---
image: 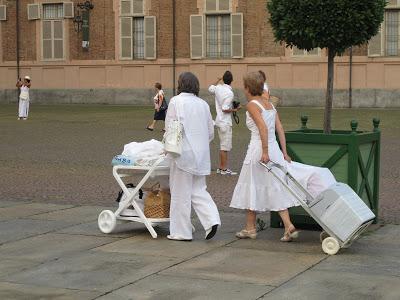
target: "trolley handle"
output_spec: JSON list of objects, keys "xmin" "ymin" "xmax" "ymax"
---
[{"xmin": 259, "ymin": 160, "xmax": 314, "ymax": 206}]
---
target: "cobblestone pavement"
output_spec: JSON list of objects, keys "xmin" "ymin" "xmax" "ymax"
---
[{"xmin": 0, "ymin": 104, "xmax": 399, "ymax": 224}]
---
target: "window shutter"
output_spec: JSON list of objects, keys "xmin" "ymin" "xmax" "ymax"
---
[
  {"xmin": 53, "ymin": 20, "xmax": 64, "ymax": 59},
  {"xmin": 218, "ymin": 0, "xmax": 230, "ymax": 11},
  {"xmin": 42, "ymin": 21, "xmax": 52, "ymax": 59},
  {"xmin": 368, "ymin": 26, "xmax": 383, "ymax": 56},
  {"xmin": 132, "ymin": 0, "xmax": 144, "ymax": 15},
  {"xmin": 231, "ymin": 13, "xmax": 243, "ymax": 58},
  {"xmin": 0, "ymin": 5, "xmax": 6, "ymax": 21},
  {"xmin": 28, "ymin": 3, "xmax": 41, "ymax": 20},
  {"xmin": 144, "ymin": 16, "xmax": 156, "ymax": 59},
  {"xmin": 63, "ymin": 2, "xmax": 74, "ymax": 18},
  {"xmin": 205, "ymin": 0, "xmax": 217, "ymax": 12},
  {"xmin": 190, "ymin": 15, "xmax": 204, "ymax": 59},
  {"xmin": 120, "ymin": 17, "xmax": 133, "ymax": 59},
  {"xmin": 120, "ymin": 0, "xmax": 131, "ymax": 15}
]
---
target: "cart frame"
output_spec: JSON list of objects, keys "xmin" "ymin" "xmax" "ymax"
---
[{"xmin": 98, "ymin": 156, "xmax": 170, "ymax": 238}]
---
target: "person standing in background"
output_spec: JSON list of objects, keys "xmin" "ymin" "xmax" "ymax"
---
[
  {"xmin": 147, "ymin": 82, "xmax": 167, "ymax": 131},
  {"xmin": 208, "ymin": 71, "xmax": 240, "ymax": 175},
  {"xmin": 16, "ymin": 76, "xmax": 32, "ymax": 120}
]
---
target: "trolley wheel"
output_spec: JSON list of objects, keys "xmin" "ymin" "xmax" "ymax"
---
[
  {"xmin": 319, "ymin": 231, "xmax": 330, "ymax": 242},
  {"xmin": 98, "ymin": 210, "xmax": 117, "ymax": 234},
  {"xmin": 322, "ymin": 237, "xmax": 340, "ymax": 255}
]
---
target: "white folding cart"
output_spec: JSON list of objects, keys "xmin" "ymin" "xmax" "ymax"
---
[
  {"xmin": 261, "ymin": 161, "xmax": 375, "ymax": 255},
  {"xmin": 98, "ymin": 156, "xmax": 170, "ymax": 238}
]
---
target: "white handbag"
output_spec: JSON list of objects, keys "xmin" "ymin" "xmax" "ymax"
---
[{"xmin": 163, "ymin": 98, "xmax": 183, "ymax": 156}]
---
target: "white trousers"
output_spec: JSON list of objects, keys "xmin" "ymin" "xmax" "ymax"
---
[
  {"xmin": 18, "ymin": 99, "xmax": 29, "ymax": 118},
  {"xmin": 169, "ymin": 163, "xmax": 221, "ymax": 240}
]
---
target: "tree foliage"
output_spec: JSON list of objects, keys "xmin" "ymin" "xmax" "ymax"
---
[{"xmin": 267, "ymin": 0, "xmax": 386, "ymax": 55}]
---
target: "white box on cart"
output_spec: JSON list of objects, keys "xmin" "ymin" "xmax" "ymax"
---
[{"xmin": 310, "ymin": 183, "xmax": 375, "ymax": 242}]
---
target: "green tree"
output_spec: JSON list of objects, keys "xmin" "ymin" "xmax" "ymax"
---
[{"xmin": 267, "ymin": 0, "xmax": 386, "ymax": 133}]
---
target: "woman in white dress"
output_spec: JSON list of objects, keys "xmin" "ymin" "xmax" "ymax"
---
[
  {"xmin": 230, "ymin": 72, "xmax": 335, "ymax": 242},
  {"xmin": 165, "ymin": 72, "xmax": 221, "ymax": 241},
  {"xmin": 16, "ymin": 76, "xmax": 32, "ymax": 120}
]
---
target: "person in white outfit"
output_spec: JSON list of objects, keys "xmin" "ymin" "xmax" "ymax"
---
[
  {"xmin": 165, "ymin": 72, "xmax": 221, "ymax": 241},
  {"xmin": 16, "ymin": 76, "xmax": 31, "ymax": 120},
  {"xmin": 208, "ymin": 71, "xmax": 240, "ymax": 175},
  {"xmin": 230, "ymin": 72, "xmax": 336, "ymax": 242}
]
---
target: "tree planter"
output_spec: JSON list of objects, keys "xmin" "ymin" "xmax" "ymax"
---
[{"xmin": 271, "ymin": 117, "xmax": 381, "ymax": 228}]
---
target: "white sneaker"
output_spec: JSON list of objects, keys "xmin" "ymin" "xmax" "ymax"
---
[
  {"xmin": 220, "ymin": 169, "xmax": 237, "ymax": 176},
  {"xmin": 216, "ymin": 168, "xmax": 222, "ymax": 174}
]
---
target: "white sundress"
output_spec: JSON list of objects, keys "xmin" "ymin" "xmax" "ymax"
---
[{"xmin": 230, "ymin": 100, "xmax": 336, "ymax": 212}]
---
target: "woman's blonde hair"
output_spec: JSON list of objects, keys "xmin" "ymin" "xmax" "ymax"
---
[{"xmin": 243, "ymin": 72, "xmax": 264, "ymax": 96}]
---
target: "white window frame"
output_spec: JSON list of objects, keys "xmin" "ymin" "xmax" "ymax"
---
[
  {"xmin": 205, "ymin": 13, "xmax": 232, "ymax": 59},
  {"xmin": 291, "ymin": 47, "xmax": 321, "ymax": 57},
  {"xmin": 204, "ymin": 0, "xmax": 231, "ymax": 14},
  {"xmin": 41, "ymin": 3, "xmax": 65, "ymax": 61},
  {"xmin": 368, "ymin": 1, "xmax": 400, "ymax": 57},
  {"xmin": 120, "ymin": 0, "xmax": 145, "ymax": 16}
]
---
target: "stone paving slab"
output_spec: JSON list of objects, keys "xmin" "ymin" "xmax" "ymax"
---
[
  {"xmin": 0, "ymin": 282, "xmax": 101, "ymax": 300},
  {"xmin": 56, "ymin": 220, "xmax": 145, "ymax": 238},
  {"xmin": 29, "ymin": 205, "xmax": 112, "ymax": 224},
  {"xmin": 0, "ymin": 200, "xmax": 32, "ymax": 208},
  {"xmin": 94, "ymin": 232, "xmax": 237, "ymax": 260},
  {"xmin": 5, "ymin": 251, "xmax": 178, "ymax": 293},
  {"xmin": 0, "ymin": 258, "xmax": 41, "ymax": 279},
  {"xmin": 0, "ymin": 233, "xmax": 118, "ymax": 262},
  {"xmin": 228, "ymin": 228, "xmax": 322, "ymax": 254},
  {"xmin": 160, "ymin": 247, "xmax": 326, "ymax": 286},
  {"xmin": 0, "ymin": 203, "xmax": 74, "ymax": 221},
  {"xmin": 260, "ymin": 270, "xmax": 400, "ymax": 300},
  {"xmin": 0, "ymin": 218, "xmax": 74, "ymax": 245},
  {"xmin": 97, "ymin": 274, "xmax": 273, "ymax": 300}
]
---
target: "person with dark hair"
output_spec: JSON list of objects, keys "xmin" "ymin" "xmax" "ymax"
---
[
  {"xmin": 208, "ymin": 70, "xmax": 240, "ymax": 176},
  {"xmin": 230, "ymin": 72, "xmax": 335, "ymax": 242},
  {"xmin": 147, "ymin": 82, "xmax": 167, "ymax": 131},
  {"xmin": 165, "ymin": 72, "xmax": 220, "ymax": 241},
  {"xmin": 16, "ymin": 76, "xmax": 32, "ymax": 120}
]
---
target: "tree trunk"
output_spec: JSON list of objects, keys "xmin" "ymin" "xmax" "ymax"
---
[{"xmin": 324, "ymin": 48, "xmax": 335, "ymax": 134}]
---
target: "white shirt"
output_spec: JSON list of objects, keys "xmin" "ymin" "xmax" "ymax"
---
[
  {"xmin": 165, "ymin": 93, "xmax": 214, "ymax": 176},
  {"xmin": 208, "ymin": 84, "xmax": 234, "ymax": 127}
]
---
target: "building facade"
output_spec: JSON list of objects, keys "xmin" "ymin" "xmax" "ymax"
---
[{"xmin": 0, "ymin": 0, "xmax": 399, "ymax": 107}]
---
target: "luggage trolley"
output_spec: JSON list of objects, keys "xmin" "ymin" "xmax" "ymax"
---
[
  {"xmin": 260, "ymin": 161, "xmax": 375, "ymax": 255},
  {"xmin": 98, "ymin": 156, "xmax": 169, "ymax": 238}
]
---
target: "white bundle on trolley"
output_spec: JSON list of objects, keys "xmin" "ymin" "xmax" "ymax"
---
[
  {"xmin": 261, "ymin": 161, "xmax": 375, "ymax": 255},
  {"xmin": 98, "ymin": 140, "xmax": 170, "ymax": 238}
]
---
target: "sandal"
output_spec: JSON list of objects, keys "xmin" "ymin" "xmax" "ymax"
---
[
  {"xmin": 280, "ymin": 226, "xmax": 300, "ymax": 242},
  {"xmin": 146, "ymin": 127, "xmax": 154, "ymax": 131},
  {"xmin": 236, "ymin": 229, "xmax": 257, "ymax": 239}
]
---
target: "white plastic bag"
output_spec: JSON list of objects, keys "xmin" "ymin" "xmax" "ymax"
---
[{"xmin": 163, "ymin": 98, "xmax": 183, "ymax": 156}]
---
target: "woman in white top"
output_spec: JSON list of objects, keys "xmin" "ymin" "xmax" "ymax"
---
[
  {"xmin": 16, "ymin": 76, "xmax": 32, "ymax": 120},
  {"xmin": 147, "ymin": 82, "xmax": 167, "ymax": 131},
  {"xmin": 165, "ymin": 72, "xmax": 221, "ymax": 241},
  {"xmin": 230, "ymin": 72, "xmax": 336, "ymax": 242}
]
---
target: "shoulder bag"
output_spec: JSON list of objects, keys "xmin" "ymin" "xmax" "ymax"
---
[{"xmin": 163, "ymin": 97, "xmax": 183, "ymax": 156}]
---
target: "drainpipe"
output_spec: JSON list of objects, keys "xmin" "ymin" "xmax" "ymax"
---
[
  {"xmin": 349, "ymin": 46, "xmax": 353, "ymax": 108},
  {"xmin": 16, "ymin": 0, "xmax": 21, "ymax": 100},
  {"xmin": 172, "ymin": 0, "xmax": 176, "ymax": 95}
]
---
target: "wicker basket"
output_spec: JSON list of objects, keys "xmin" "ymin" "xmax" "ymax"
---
[{"xmin": 144, "ymin": 189, "xmax": 170, "ymax": 218}]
